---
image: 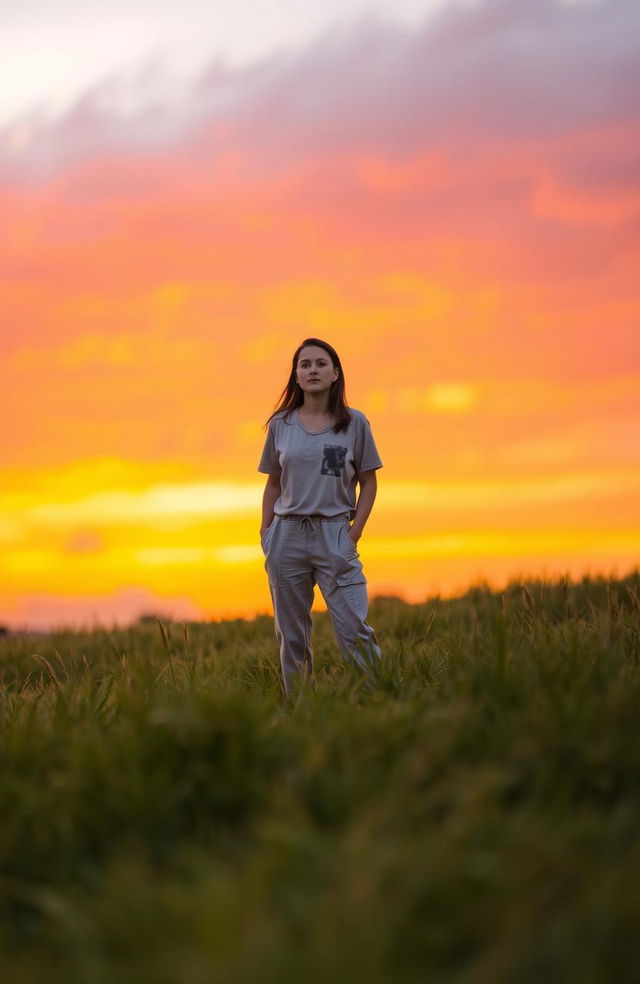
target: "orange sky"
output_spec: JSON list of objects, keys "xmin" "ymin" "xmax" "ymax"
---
[{"xmin": 2, "ymin": 0, "xmax": 639, "ymax": 630}]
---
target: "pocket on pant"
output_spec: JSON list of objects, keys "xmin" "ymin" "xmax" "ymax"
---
[
  {"xmin": 336, "ymin": 567, "xmax": 367, "ymax": 587},
  {"xmin": 335, "ymin": 525, "xmax": 366, "ymax": 586},
  {"xmin": 262, "ymin": 518, "xmax": 281, "ymax": 584},
  {"xmin": 260, "ymin": 518, "xmax": 277, "ymax": 554},
  {"xmin": 338, "ymin": 524, "xmax": 358, "ymax": 557}
]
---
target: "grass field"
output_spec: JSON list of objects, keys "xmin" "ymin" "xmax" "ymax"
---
[{"xmin": 1, "ymin": 572, "xmax": 639, "ymax": 983}]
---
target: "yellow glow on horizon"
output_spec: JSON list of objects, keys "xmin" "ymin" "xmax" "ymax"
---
[
  {"xmin": 24, "ymin": 483, "xmax": 265, "ymax": 526},
  {"xmin": 2, "ymin": 467, "xmax": 638, "ymax": 548},
  {"xmin": 2, "ymin": 526, "xmax": 638, "ymax": 630}
]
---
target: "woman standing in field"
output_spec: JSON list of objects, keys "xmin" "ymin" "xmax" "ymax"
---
[{"xmin": 258, "ymin": 338, "xmax": 383, "ymax": 695}]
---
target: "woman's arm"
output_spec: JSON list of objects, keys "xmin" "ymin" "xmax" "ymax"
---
[
  {"xmin": 260, "ymin": 473, "xmax": 281, "ymax": 536},
  {"xmin": 349, "ymin": 470, "xmax": 378, "ymax": 544}
]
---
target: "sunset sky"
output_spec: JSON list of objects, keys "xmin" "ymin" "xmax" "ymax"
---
[{"xmin": 2, "ymin": 0, "xmax": 639, "ymax": 631}]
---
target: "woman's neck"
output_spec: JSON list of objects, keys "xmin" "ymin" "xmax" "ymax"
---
[{"xmin": 300, "ymin": 393, "xmax": 332, "ymax": 416}]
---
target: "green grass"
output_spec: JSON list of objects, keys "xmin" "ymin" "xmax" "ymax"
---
[{"xmin": 1, "ymin": 572, "xmax": 639, "ymax": 983}]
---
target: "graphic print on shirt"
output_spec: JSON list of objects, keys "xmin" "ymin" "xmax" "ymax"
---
[{"xmin": 321, "ymin": 445, "xmax": 348, "ymax": 477}]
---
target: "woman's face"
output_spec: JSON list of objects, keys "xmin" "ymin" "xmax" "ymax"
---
[{"xmin": 296, "ymin": 345, "xmax": 339, "ymax": 395}]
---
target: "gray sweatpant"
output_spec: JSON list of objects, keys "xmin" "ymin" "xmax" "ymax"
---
[{"xmin": 261, "ymin": 514, "xmax": 382, "ymax": 694}]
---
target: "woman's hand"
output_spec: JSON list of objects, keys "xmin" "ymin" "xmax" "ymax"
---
[
  {"xmin": 348, "ymin": 471, "xmax": 377, "ymax": 547},
  {"xmin": 261, "ymin": 474, "xmax": 280, "ymax": 539}
]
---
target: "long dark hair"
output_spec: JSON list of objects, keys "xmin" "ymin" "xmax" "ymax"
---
[{"xmin": 266, "ymin": 338, "xmax": 352, "ymax": 433}]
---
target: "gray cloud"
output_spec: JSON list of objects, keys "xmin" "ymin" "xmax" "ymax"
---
[{"xmin": 1, "ymin": 0, "xmax": 638, "ymax": 181}]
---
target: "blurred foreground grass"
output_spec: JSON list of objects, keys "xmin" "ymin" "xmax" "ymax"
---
[{"xmin": 1, "ymin": 572, "xmax": 639, "ymax": 983}]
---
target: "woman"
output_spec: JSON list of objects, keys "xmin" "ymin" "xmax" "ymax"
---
[{"xmin": 258, "ymin": 337, "xmax": 383, "ymax": 694}]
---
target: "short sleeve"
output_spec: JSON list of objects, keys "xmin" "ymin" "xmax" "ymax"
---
[
  {"xmin": 355, "ymin": 415, "xmax": 383, "ymax": 473},
  {"xmin": 258, "ymin": 424, "xmax": 281, "ymax": 474}
]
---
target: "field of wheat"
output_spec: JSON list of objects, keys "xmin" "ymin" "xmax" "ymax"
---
[{"xmin": 1, "ymin": 572, "xmax": 639, "ymax": 983}]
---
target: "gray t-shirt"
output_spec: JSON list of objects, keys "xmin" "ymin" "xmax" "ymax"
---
[{"xmin": 258, "ymin": 407, "xmax": 383, "ymax": 518}]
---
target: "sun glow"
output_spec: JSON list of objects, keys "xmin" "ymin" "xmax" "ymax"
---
[
  {"xmin": 2, "ymin": 0, "xmax": 638, "ymax": 630},
  {"xmin": 1, "ymin": 455, "xmax": 638, "ymax": 629}
]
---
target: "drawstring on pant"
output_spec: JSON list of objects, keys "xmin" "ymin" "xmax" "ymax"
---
[{"xmin": 279, "ymin": 513, "xmax": 351, "ymax": 528}]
